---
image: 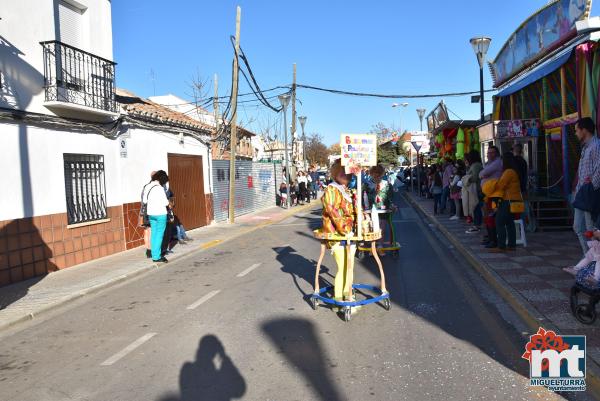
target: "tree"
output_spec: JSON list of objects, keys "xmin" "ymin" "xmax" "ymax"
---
[
  {"xmin": 369, "ymin": 122, "xmax": 409, "ymax": 166},
  {"xmin": 305, "ymin": 133, "xmax": 329, "ymax": 166},
  {"xmin": 328, "ymin": 143, "xmax": 341, "ymax": 157}
]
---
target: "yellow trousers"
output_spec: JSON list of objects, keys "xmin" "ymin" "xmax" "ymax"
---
[{"xmin": 331, "ymin": 243, "xmax": 356, "ymax": 300}]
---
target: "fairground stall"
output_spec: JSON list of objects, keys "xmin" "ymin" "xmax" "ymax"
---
[
  {"xmin": 426, "ymin": 101, "xmax": 480, "ymax": 162},
  {"xmin": 488, "ymin": 0, "xmax": 600, "ymax": 230}
]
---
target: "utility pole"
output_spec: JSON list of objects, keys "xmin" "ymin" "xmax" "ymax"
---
[
  {"xmin": 228, "ymin": 6, "xmax": 241, "ymax": 224},
  {"xmin": 291, "ymin": 63, "xmax": 297, "ymax": 172},
  {"xmin": 213, "ymin": 74, "xmax": 220, "ymax": 133}
]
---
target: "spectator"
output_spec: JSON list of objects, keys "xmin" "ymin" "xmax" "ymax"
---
[
  {"xmin": 143, "ymin": 170, "xmax": 170, "ymax": 263},
  {"xmin": 279, "ymin": 182, "xmax": 288, "ymax": 207},
  {"xmin": 449, "ymin": 160, "xmax": 466, "ymax": 220},
  {"xmin": 464, "ymin": 151, "xmax": 484, "ymax": 234},
  {"xmin": 297, "ymin": 171, "xmax": 308, "ymax": 205},
  {"xmin": 572, "ymin": 117, "xmax": 600, "ymax": 255},
  {"xmin": 140, "ymin": 171, "xmax": 156, "ymax": 258},
  {"xmin": 489, "ymin": 152, "xmax": 523, "ymax": 252},
  {"xmin": 512, "ymin": 143, "xmax": 528, "ymax": 196},
  {"xmin": 479, "ymin": 146, "xmax": 503, "ymax": 248},
  {"xmin": 440, "ymin": 158, "xmax": 455, "ymax": 214},
  {"xmin": 430, "ymin": 165, "xmax": 443, "ymax": 214}
]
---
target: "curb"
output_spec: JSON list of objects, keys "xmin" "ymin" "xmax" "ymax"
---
[
  {"xmin": 0, "ymin": 203, "xmax": 317, "ymax": 333},
  {"xmin": 402, "ymin": 192, "xmax": 600, "ymax": 399}
]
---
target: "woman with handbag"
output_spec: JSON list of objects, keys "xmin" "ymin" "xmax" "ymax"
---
[
  {"xmin": 488, "ymin": 153, "xmax": 523, "ymax": 252},
  {"xmin": 143, "ymin": 170, "xmax": 170, "ymax": 263}
]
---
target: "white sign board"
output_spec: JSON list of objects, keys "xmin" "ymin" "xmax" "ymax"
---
[
  {"xmin": 340, "ymin": 133, "xmax": 377, "ymax": 167},
  {"xmin": 119, "ymin": 138, "xmax": 128, "ymax": 158}
]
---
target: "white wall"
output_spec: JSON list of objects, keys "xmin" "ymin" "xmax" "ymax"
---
[
  {"xmin": 0, "ymin": 0, "xmax": 113, "ymax": 114},
  {"xmin": 0, "ymin": 122, "xmax": 211, "ymax": 221}
]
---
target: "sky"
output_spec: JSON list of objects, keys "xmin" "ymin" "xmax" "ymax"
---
[{"xmin": 112, "ymin": 0, "xmax": 568, "ymax": 146}]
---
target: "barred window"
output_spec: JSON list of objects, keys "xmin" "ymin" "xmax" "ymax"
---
[{"xmin": 63, "ymin": 154, "xmax": 107, "ymax": 225}]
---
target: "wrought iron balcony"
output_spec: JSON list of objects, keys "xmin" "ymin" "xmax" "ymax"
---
[{"xmin": 40, "ymin": 40, "xmax": 117, "ymax": 115}]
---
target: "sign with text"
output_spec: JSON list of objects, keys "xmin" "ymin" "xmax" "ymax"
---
[{"xmin": 340, "ymin": 133, "xmax": 377, "ymax": 167}]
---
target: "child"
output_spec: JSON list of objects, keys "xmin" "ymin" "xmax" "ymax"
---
[
  {"xmin": 321, "ymin": 160, "xmax": 356, "ymax": 301},
  {"xmin": 564, "ymin": 229, "xmax": 600, "ymax": 288},
  {"xmin": 365, "ymin": 165, "xmax": 392, "ymax": 252}
]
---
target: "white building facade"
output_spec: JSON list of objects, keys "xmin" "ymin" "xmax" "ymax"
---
[{"xmin": 0, "ymin": 0, "xmax": 214, "ymax": 286}]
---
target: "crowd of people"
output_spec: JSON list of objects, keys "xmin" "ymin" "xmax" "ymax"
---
[
  {"xmin": 279, "ymin": 166, "xmax": 322, "ymax": 207},
  {"xmin": 418, "ymin": 117, "xmax": 600, "ymax": 287},
  {"xmin": 139, "ymin": 170, "xmax": 193, "ymax": 264}
]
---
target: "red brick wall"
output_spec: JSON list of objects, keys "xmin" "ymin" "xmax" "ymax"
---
[
  {"xmin": 205, "ymin": 193, "xmax": 214, "ymax": 224},
  {"xmin": 0, "ymin": 206, "xmax": 125, "ymax": 287},
  {"xmin": 123, "ymin": 202, "xmax": 145, "ymax": 250}
]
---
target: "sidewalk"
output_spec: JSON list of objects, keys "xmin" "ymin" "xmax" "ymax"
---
[
  {"xmin": 0, "ymin": 203, "xmax": 314, "ymax": 332},
  {"xmin": 403, "ymin": 192, "xmax": 600, "ymax": 370}
]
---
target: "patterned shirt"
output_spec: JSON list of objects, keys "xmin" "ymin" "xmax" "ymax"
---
[
  {"xmin": 575, "ymin": 136, "xmax": 600, "ymax": 194},
  {"xmin": 321, "ymin": 183, "xmax": 355, "ymax": 247}
]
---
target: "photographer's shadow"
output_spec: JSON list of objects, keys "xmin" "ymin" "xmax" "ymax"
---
[{"xmin": 159, "ymin": 335, "xmax": 246, "ymax": 401}]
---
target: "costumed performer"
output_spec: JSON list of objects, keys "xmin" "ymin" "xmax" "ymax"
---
[{"xmin": 365, "ymin": 164, "xmax": 393, "ymax": 251}]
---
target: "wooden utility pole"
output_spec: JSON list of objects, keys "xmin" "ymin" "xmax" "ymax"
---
[
  {"xmin": 229, "ymin": 6, "xmax": 241, "ymax": 224},
  {"xmin": 291, "ymin": 63, "xmax": 297, "ymax": 173},
  {"xmin": 213, "ymin": 74, "xmax": 220, "ymax": 133}
]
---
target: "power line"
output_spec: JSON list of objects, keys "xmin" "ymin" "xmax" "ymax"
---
[{"xmin": 296, "ymin": 84, "xmax": 496, "ymax": 99}]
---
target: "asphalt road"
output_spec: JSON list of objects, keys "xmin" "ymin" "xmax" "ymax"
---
[{"xmin": 0, "ymin": 195, "xmax": 595, "ymax": 401}]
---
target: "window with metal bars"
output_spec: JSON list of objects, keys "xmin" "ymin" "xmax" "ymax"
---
[{"xmin": 63, "ymin": 154, "xmax": 107, "ymax": 225}]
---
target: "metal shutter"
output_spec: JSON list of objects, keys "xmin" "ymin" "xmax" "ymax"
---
[{"xmin": 59, "ymin": 1, "xmax": 83, "ymax": 48}]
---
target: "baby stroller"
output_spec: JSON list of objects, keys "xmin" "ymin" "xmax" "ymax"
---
[{"xmin": 570, "ymin": 262, "xmax": 600, "ymax": 324}]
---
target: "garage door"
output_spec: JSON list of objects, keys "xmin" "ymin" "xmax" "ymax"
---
[{"xmin": 167, "ymin": 154, "xmax": 206, "ymax": 229}]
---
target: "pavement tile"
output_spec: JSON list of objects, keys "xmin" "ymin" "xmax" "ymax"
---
[
  {"xmin": 512, "ymin": 287, "xmax": 565, "ymax": 303},
  {"xmin": 548, "ymin": 279, "xmax": 579, "ymax": 290},
  {"xmin": 509, "ymin": 255, "xmax": 545, "ymax": 263},
  {"xmin": 525, "ymin": 266, "xmax": 564, "ymax": 275},
  {"xmin": 511, "ymin": 281, "xmax": 554, "ymax": 291},
  {"xmin": 476, "ymin": 253, "xmax": 510, "ymax": 260},
  {"xmin": 543, "ymin": 312, "xmax": 599, "ymax": 330},
  {"xmin": 486, "ymin": 261, "xmax": 523, "ymax": 270},
  {"xmin": 500, "ymin": 274, "xmax": 543, "ymax": 284}
]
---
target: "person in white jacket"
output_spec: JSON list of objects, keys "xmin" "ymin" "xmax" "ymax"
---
[{"xmin": 143, "ymin": 170, "xmax": 170, "ymax": 263}]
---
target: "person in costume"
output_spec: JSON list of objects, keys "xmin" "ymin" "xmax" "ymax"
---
[
  {"xmin": 321, "ymin": 159, "xmax": 357, "ymax": 301},
  {"xmin": 365, "ymin": 165, "xmax": 393, "ymax": 251}
]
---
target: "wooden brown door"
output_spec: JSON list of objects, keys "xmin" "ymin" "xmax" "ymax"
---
[{"xmin": 167, "ymin": 154, "xmax": 207, "ymax": 229}]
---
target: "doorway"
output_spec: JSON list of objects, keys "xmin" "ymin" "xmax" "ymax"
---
[{"xmin": 167, "ymin": 154, "xmax": 207, "ymax": 229}]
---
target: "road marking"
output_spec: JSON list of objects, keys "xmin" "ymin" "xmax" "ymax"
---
[
  {"xmin": 236, "ymin": 263, "xmax": 262, "ymax": 278},
  {"xmin": 100, "ymin": 333, "xmax": 157, "ymax": 366},
  {"xmin": 200, "ymin": 239, "xmax": 222, "ymax": 250},
  {"xmin": 186, "ymin": 290, "xmax": 221, "ymax": 310}
]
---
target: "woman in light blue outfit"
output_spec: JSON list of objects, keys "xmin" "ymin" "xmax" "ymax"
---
[{"xmin": 144, "ymin": 170, "xmax": 170, "ymax": 263}]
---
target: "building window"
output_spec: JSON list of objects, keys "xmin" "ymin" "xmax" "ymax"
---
[{"xmin": 63, "ymin": 154, "xmax": 107, "ymax": 225}]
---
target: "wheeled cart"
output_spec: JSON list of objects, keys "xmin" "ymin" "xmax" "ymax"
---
[
  {"xmin": 357, "ymin": 209, "xmax": 400, "ymax": 259},
  {"xmin": 311, "ymin": 230, "xmax": 389, "ymax": 322}
]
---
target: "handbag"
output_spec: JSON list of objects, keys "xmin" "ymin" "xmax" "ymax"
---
[
  {"xmin": 573, "ymin": 183, "xmax": 600, "ymax": 214},
  {"xmin": 509, "ymin": 200, "xmax": 525, "ymax": 214},
  {"xmin": 139, "ymin": 185, "xmax": 157, "ymax": 227}
]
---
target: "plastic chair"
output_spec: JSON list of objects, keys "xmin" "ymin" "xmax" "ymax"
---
[{"xmin": 514, "ymin": 219, "xmax": 527, "ymax": 247}]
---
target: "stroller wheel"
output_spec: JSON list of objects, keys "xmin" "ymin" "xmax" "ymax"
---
[{"xmin": 574, "ymin": 304, "xmax": 597, "ymax": 325}]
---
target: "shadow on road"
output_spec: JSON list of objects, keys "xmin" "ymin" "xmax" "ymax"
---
[
  {"xmin": 158, "ymin": 335, "xmax": 246, "ymax": 401},
  {"xmin": 275, "ymin": 246, "xmax": 332, "ymax": 303},
  {"xmin": 262, "ymin": 318, "xmax": 344, "ymax": 401}
]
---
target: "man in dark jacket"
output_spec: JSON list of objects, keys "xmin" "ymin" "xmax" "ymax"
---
[{"xmin": 512, "ymin": 143, "xmax": 528, "ymax": 195}]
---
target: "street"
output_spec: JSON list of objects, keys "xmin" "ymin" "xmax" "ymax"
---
[{"xmin": 0, "ymin": 195, "xmax": 589, "ymax": 401}]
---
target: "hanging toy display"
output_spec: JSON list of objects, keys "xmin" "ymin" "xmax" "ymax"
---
[{"xmin": 455, "ymin": 127, "xmax": 465, "ymax": 160}]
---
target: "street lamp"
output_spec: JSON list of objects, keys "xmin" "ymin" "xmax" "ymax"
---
[
  {"xmin": 470, "ymin": 36, "xmax": 492, "ymax": 122},
  {"xmin": 416, "ymin": 108, "xmax": 426, "ymax": 131},
  {"xmin": 298, "ymin": 115, "xmax": 307, "ymax": 171},
  {"xmin": 279, "ymin": 94, "xmax": 291, "ymax": 209}
]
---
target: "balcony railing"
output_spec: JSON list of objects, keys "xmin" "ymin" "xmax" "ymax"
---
[{"xmin": 40, "ymin": 40, "xmax": 117, "ymax": 113}]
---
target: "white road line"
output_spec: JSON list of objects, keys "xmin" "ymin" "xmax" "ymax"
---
[
  {"xmin": 236, "ymin": 263, "xmax": 262, "ymax": 278},
  {"xmin": 186, "ymin": 290, "xmax": 221, "ymax": 310},
  {"xmin": 100, "ymin": 333, "xmax": 157, "ymax": 366}
]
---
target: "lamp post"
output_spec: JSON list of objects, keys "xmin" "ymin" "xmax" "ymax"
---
[
  {"xmin": 279, "ymin": 94, "xmax": 291, "ymax": 209},
  {"xmin": 416, "ymin": 108, "xmax": 426, "ymax": 131},
  {"xmin": 298, "ymin": 115, "xmax": 307, "ymax": 171},
  {"xmin": 470, "ymin": 36, "xmax": 492, "ymax": 122},
  {"xmin": 412, "ymin": 140, "xmax": 423, "ymax": 197}
]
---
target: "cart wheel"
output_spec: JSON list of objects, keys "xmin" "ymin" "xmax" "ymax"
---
[
  {"xmin": 383, "ymin": 298, "xmax": 391, "ymax": 311},
  {"xmin": 343, "ymin": 307, "xmax": 351, "ymax": 322},
  {"xmin": 392, "ymin": 250, "xmax": 399, "ymax": 259},
  {"xmin": 574, "ymin": 304, "xmax": 597, "ymax": 325},
  {"xmin": 570, "ymin": 287, "xmax": 579, "ymax": 314},
  {"xmin": 310, "ymin": 297, "xmax": 317, "ymax": 311}
]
